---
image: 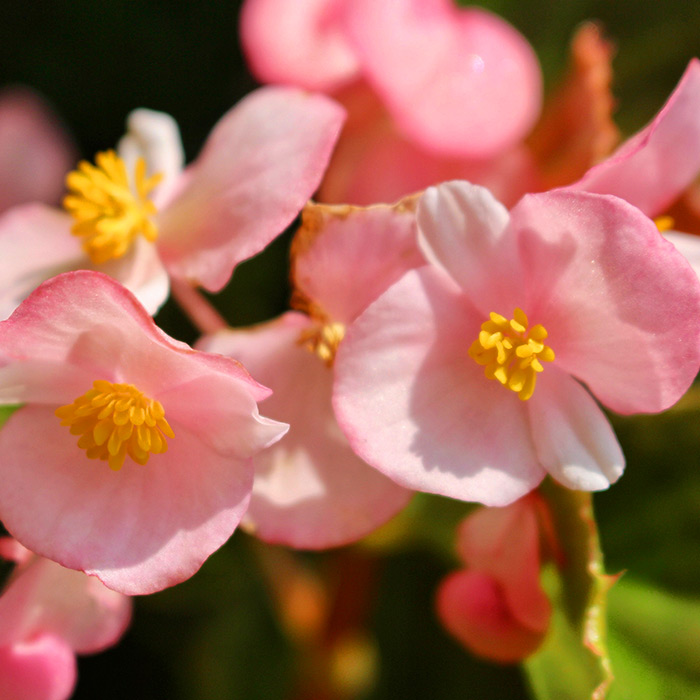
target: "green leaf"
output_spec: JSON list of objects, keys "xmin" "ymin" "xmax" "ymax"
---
[
  {"xmin": 525, "ymin": 484, "xmax": 614, "ymax": 700},
  {"xmin": 606, "ymin": 577, "xmax": 700, "ymax": 700}
]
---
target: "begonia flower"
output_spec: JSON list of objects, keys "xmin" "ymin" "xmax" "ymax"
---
[
  {"xmin": 197, "ymin": 199, "xmax": 423, "ymax": 548},
  {"xmin": 0, "ymin": 270, "xmax": 288, "ymax": 594},
  {"xmin": 0, "ymin": 538, "xmax": 131, "ymax": 700},
  {"xmin": 0, "ymin": 88, "xmax": 76, "ymax": 214},
  {"xmin": 240, "ymin": 0, "xmax": 542, "ymax": 203},
  {"xmin": 333, "ymin": 181, "xmax": 700, "ymax": 505},
  {"xmin": 436, "ymin": 495, "xmax": 551, "ymax": 663},
  {"xmin": 0, "ymin": 87, "xmax": 344, "ymax": 318}
]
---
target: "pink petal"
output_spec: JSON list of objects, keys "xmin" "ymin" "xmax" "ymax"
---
[
  {"xmin": 156, "ymin": 87, "xmax": 345, "ymax": 291},
  {"xmin": 0, "ymin": 271, "xmax": 271, "ymax": 405},
  {"xmin": 0, "ymin": 205, "xmax": 84, "ymax": 320},
  {"xmin": 0, "ymin": 556, "xmax": 131, "ymax": 654},
  {"xmin": 117, "ymin": 108, "xmax": 185, "ymax": 207},
  {"xmin": 343, "ymin": 0, "xmax": 542, "ymax": 157},
  {"xmin": 319, "ymin": 112, "xmax": 538, "ymax": 207},
  {"xmin": 507, "ymin": 190, "xmax": 700, "ymax": 414},
  {"xmin": 0, "ymin": 405, "xmax": 254, "ymax": 595},
  {"xmin": 0, "ymin": 88, "xmax": 75, "ymax": 213},
  {"xmin": 333, "ymin": 268, "xmax": 544, "ymax": 506},
  {"xmin": 416, "ymin": 181, "xmax": 517, "ymax": 315},
  {"xmin": 436, "ymin": 570, "xmax": 547, "ymax": 663},
  {"xmin": 528, "ymin": 369, "xmax": 624, "ymax": 491},
  {"xmin": 199, "ymin": 314, "xmax": 411, "ymax": 548},
  {"xmin": 663, "ymin": 231, "xmax": 700, "ymax": 280},
  {"xmin": 571, "ymin": 59, "xmax": 700, "ymax": 216},
  {"xmin": 240, "ymin": 0, "xmax": 359, "ymax": 91},
  {"xmin": 98, "ymin": 236, "xmax": 170, "ymax": 315},
  {"xmin": 291, "ymin": 199, "xmax": 424, "ymax": 323},
  {"xmin": 0, "ymin": 635, "xmax": 76, "ymax": 700},
  {"xmin": 456, "ymin": 497, "xmax": 550, "ymax": 632},
  {"xmin": 0, "ymin": 204, "xmax": 168, "ymax": 319}
]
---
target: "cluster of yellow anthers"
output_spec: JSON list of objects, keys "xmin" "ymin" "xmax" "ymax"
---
[
  {"xmin": 298, "ymin": 321, "xmax": 346, "ymax": 367},
  {"xmin": 469, "ymin": 308, "xmax": 555, "ymax": 401},
  {"xmin": 63, "ymin": 150, "xmax": 162, "ymax": 265},
  {"xmin": 55, "ymin": 380, "xmax": 174, "ymax": 472}
]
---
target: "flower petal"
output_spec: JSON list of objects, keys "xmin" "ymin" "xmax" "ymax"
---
[
  {"xmin": 343, "ymin": 0, "xmax": 542, "ymax": 157},
  {"xmin": 98, "ymin": 235, "xmax": 169, "ymax": 316},
  {"xmin": 319, "ymin": 108, "xmax": 538, "ymax": 207},
  {"xmin": 240, "ymin": 0, "xmax": 359, "ymax": 91},
  {"xmin": 0, "ymin": 271, "xmax": 271, "ymax": 404},
  {"xmin": 507, "ymin": 190, "xmax": 700, "ymax": 414},
  {"xmin": 0, "ymin": 634, "xmax": 76, "ymax": 700},
  {"xmin": 416, "ymin": 181, "xmax": 517, "ymax": 315},
  {"xmin": 528, "ymin": 368, "xmax": 624, "ymax": 491},
  {"xmin": 0, "ymin": 556, "xmax": 131, "ymax": 654},
  {"xmin": 436, "ymin": 570, "xmax": 548, "ymax": 663},
  {"xmin": 156, "ymin": 87, "xmax": 345, "ymax": 291},
  {"xmin": 0, "ymin": 405, "xmax": 254, "ymax": 595},
  {"xmin": 456, "ymin": 496, "xmax": 550, "ymax": 632},
  {"xmin": 291, "ymin": 198, "xmax": 423, "ymax": 323},
  {"xmin": 571, "ymin": 58, "xmax": 700, "ymax": 216},
  {"xmin": 117, "ymin": 108, "xmax": 185, "ymax": 207},
  {"xmin": 0, "ymin": 205, "xmax": 84, "ymax": 320},
  {"xmin": 333, "ymin": 268, "xmax": 544, "ymax": 506},
  {"xmin": 199, "ymin": 314, "xmax": 411, "ymax": 549},
  {"xmin": 0, "ymin": 88, "xmax": 75, "ymax": 213},
  {"xmin": 663, "ymin": 230, "xmax": 700, "ymax": 280},
  {"xmin": 0, "ymin": 205, "xmax": 168, "ymax": 319}
]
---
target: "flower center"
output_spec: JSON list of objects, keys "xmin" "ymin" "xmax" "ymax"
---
[
  {"xmin": 298, "ymin": 321, "xmax": 346, "ymax": 367},
  {"xmin": 63, "ymin": 150, "xmax": 162, "ymax": 264},
  {"xmin": 468, "ymin": 308, "xmax": 555, "ymax": 401},
  {"xmin": 55, "ymin": 380, "xmax": 174, "ymax": 471}
]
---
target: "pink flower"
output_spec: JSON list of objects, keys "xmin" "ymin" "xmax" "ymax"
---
[
  {"xmin": 333, "ymin": 181, "xmax": 700, "ymax": 505},
  {"xmin": 0, "ymin": 88, "xmax": 76, "ymax": 215},
  {"xmin": 0, "ymin": 270, "xmax": 287, "ymax": 594},
  {"xmin": 436, "ymin": 495, "xmax": 552, "ymax": 663},
  {"xmin": 0, "ymin": 538, "xmax": 131, "ymax": 700},
  {"xmin": 0, "ymin": 87, "xmax": 344, "ymax": 318},
  {"xmin": 241, "ymin": 0, "xmax": 542, "ymax": 203},
  {"xmin": 197, "ymin": 199, "xmax": 423, "ymax": 548}
]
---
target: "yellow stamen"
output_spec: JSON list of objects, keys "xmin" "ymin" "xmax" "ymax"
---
[
  {"xmin": 63, "ymin": 150, "xmax": 163, "ymax": 264},
  {"xmin": 654, "ymin": 215, "xmax": 675, "ymax": 233},
  {"xmin": 469, "ymin": 308, "xmax": 555, "ymax": 401},
  {"xmin": 298, "ymin": 321, "xmax": 346, "ymax": 367},
  {"xmin": 55, "ymin": 380, "xmax": 174, "ymax": 471}
]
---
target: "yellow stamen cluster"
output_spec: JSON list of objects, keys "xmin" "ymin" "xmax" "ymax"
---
[
  {"xmin": 469, "ymin": 308, "xmax": 555, "ymax": 401},
  {"xmin": 55, "ymin": 380, "xmax": 174, "ymax": 471},
  {"xmin": 64, "ymin": 150, "xmax": 162, "ymax": 264},
  {"xmin": 298, "ymin": 321, "xmax": 346, "ymax": 367}
]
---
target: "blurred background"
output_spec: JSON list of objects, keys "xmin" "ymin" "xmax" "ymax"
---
[{"xmin": 1, "ymin": 1, "xmax": 699, "ymax": 698}]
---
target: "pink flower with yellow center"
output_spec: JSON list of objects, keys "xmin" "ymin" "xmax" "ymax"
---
[
  {"xmin": 0, "ymin": 538, "xmax": 131, "ymax": 700},
  {"xmin": 333, "ymin": 181, "xmax": 700, "ymax": 505},
  {"xmin": 0, "ymin": 271, "xmax": 288, "ymax": 594},
  {"xmin": 0, "ymin": 87, "xmax": 344, "ymax": 319}
]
